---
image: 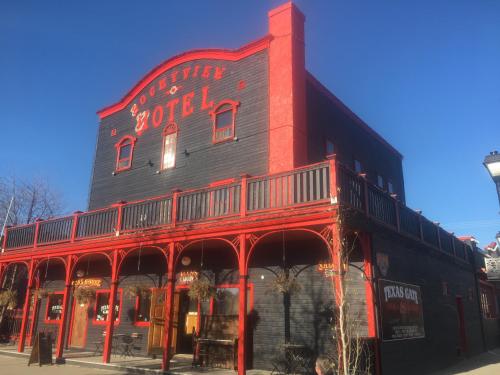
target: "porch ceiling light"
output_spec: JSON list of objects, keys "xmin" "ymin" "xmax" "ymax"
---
[
  {"xmin": 76, "ymin": 269, "xmax": 85, "ymax": 278},
  {"xmin": 181, "ymin": 256, "xmax": 191, "ymax": 266}
]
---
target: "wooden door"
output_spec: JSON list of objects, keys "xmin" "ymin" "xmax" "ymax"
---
[
  {"xmin": 147, "ymin": 288, "xmax": 166, "ymax": 355},
  {"xmin": 171, "ymin": 291, "xmax": 180, "ymax": 354},
  {"xmin": 70, "ymin": 301, "xmax": 88, "ymax": 348}
]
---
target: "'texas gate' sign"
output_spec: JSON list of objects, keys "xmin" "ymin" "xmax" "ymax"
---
[{"xmin": 378, "ymin": 279, "xmax": 425, "ymax": 341}]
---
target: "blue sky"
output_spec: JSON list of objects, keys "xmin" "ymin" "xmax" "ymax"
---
[{"xmin": 1, "ymin": 0, "xmax": 499, "ymax": 246}]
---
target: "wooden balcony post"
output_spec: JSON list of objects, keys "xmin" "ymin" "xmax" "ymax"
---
[
  {"xmin": 327, "ymin": 155, "xmax": 338, "ymax": 204},
  {"xmin": 33, "ymin": 219, "xmax": 43, "ymax": 248},
  {"xmin": 103, "ymin": 250, "xmax": 119, "ymax": 363},
  {"xmin": 55, "ymin": 255, "xmax": 73, "ymax": 362},
  {"xmin": 70, "ymin": 211, "xmax": 82, "ymax": 242},
  {"xmin": 18, "ymin": 259, "xmax": 35, "ymax": 353},
  {"xmin": 435, "ymin": 223, "xmax": 442, "ymax": 250},
  {"xmin": 451, "ymin": 234, "xmax": 457, "ymax": 257},
  {"xmin": 391, "ymin": 194, "xmax": 401, "ymax": 232},
  {"xmin": 416, "ymin": 210, "xmax": 424, "ymax": 242},
  {"xmin": 1, "ymin": 226, "xmax": 9, "ymax": 253},
  {"xmin": 238, "ymin": 233, "xmax": 248, "ymax": 375},
  {"xmin": 240, "ymin": 175, "xmax": 249, "ymax": 218},
  {"xmin": 171, "ymin": 190, "xmax": 181, "ymax": 227},
  {"xmin": 162, "ymin": 243, "xmax": 176, "ymax": 370},
  {"xmin": 112, "ymin": 201, "xmax": 126, "ymax": 236},
  {"xmin": 360, "ymin": 173, "xmax": 370, "ymax": 217}
]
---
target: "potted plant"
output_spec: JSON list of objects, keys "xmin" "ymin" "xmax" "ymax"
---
[
  {"xmin": 269, "ymin": 271, "xmax": 301, "ymax": 295},
  {"xmin": 0, "ymin": 290, "xmax": 18, "ymax": 310},
  {"xmin": 188, "ymin": 278, "xmax": 216, "ymax": 301},
  {"xmin": 125, "ymin": 285, "xmax": 151, "ymax": 299},
  {"xmin": 74, "ymin": 287, "xmax": 97, "ymax": 304}
]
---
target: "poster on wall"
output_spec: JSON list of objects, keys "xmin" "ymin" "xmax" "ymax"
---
[
  {"xmin": 485, "ymin": 258, "xmax": 500, "ymax": 280},
  {"xmin": 378, "ymin": 279, "xmax": 425, "ymax": 341}
]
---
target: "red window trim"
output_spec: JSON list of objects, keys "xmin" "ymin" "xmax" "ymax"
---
[
  {"xmin": 133, "ymin": 287, "xmax": 153, "ymax": 327},
  {"xmin": 43, "ymin": 291, "xmax": 64, "ymax": 324},
  {"xmin": 160, "ymin": 123, "xmax": 178, "ymax": 170},
  {"xmin": 114, "ymin": 135, "xmax": 137, "ymax": 172},
  {"xmin": 92, "ymin": 289, "xmax": 123, "ymax": 326},
  {"xmin": 210, "ymin": 99, "xmax": 240, "ymax": 144}
]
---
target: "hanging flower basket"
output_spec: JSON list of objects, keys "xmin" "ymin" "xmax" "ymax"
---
[
  {"xmin": 35, "ymin": 288, "xmax": 50, "ymax": 299},
  {"xmin": 269, "ymin": 272, "xmax": 301, "ymax": 295},
  {"xmin": 74, "ymin": 287, "xmax": 97, "ymax": 304},
  {"xmin": 125, "ymin": 285, "xmax": 151, "ymax": 300},
  {"xmin": 0, "ymin": 290, "xmax": 18, "ymax": 310},
  {"xmin": 188, "ymin": 278, "xmax": 216, "ymax": 301}
]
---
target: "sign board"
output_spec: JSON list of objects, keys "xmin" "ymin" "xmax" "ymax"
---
[
  {"xmin": 485, "ymin": 258, "xmax": 500, "ymax": 280},
  {"xmin": 71, "ymin": 278, "xmax": 103, "ymax": 288},
  {"xmin": 378, "ymin": 279, "xmax": 425, "ymax": 341},
  {"xmin": 28, "ymin": 332, "xmax": 53, "ymax": 366},
  {"xmin": 178, "ymin": 271, "xmax": 198, "ymax": 285}
]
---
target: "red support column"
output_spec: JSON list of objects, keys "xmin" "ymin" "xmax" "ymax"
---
[
  {"xmin": 55, "ymin": 255, "xmax": 73, "ymax": 362},
  {"xmin": 360, "ymin": 232, "xmax": 381, "ymax": 375},
  {"xmin": 162, "ymin": 243, "xmax": 175, "ymax": 370},
  {"xmin": 103, "ymin": 250, "xmax": 119, "ymax": 363},
  {"xmin": 18, "ymin": 259, "xmax": 35, "ymax": 353},
  {"xmin": 238, "ymin": 234, "xmax": 248, "ymax": 375}
]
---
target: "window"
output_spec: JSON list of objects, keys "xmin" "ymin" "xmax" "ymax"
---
[
  {"xmin": 115, "ymin": 135, "xmax": 137, "ymax": 172},
  {"xmin": 480, "ymin": 283, "xmax": 498, "ymax": 318},
  {"xmin": 94, "ymin": 289, "xmax": 122, "ymax": 324},
  {"xmin": 211, "ymin": 100, "xmax": 239, "ymax": 143},
  {"xmin": 325, "ymin": 139, "xmax": 335, "ymax": 156},
  {"xmin": 45, "ymin": 293, "xmax": 64, "ymax": 323},
  {"xmin": 161, "ymin": 123, "xmax": 178, "ymax": 169},
  {"xmin": 135, "ymin": 292, "xmax": 151, "ymax": 325},
  {"xmin": 388, "ymin": 181, "xmax": 394, "ymax": 194},
  {"xmin": 377, "ymin": 175, "xmax": 384, "ymax": 189},
  {"xmin": 354, "ymin": 159, "xmax": 362, "ymax": 173}
]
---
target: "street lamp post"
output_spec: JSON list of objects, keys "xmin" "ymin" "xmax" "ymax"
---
[{"xmin": 483, "ymin": 150, "xmax": 500, "ymax": 210}]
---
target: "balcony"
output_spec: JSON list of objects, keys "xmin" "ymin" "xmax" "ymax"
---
[{"xmin": 1, "ymin": 159, "xmax": 472, "ymax": 263}]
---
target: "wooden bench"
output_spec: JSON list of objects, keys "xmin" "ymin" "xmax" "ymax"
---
[{"xmin": 193, "ymin": 315, "xmax": 238, "ymax": 370}]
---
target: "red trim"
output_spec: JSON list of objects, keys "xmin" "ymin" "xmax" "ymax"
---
[
  {"xmin": 209, "ymin": 178, "xmax": 236, "ymax": 188},
  {"xmin": 43, "ymin": 291, "xmax": 64, "ymax": 324},
  {"xmin": 133, "ymin": 288, "xmax": 153, "ymax": 327},
  {"xmin": 97, "ymin": 36, "xmax": 272, "ymax": 119},
  {"xmin": 210, "ymin": 100, "xmax": 240, "ymax": 144},
  {"xmin": 93, "ymin": 289, "xmax": 123, "ymax": 325},
  {"xmin": 268, "ymin": 2, "xmax": 307, "ymax": 173},
  {"xmin": 160, "ymin": 123, "xmax": 178, "ymax": 170},
  {"xmin": 306, "ymin": 72, "xmax": 403, "ymax": 159},
  {"xmin": 114, "ymin": 135, "xmax": 137, "ymax": 172}
]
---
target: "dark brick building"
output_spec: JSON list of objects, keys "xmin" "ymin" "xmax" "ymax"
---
[{"xmin": 1, "ymin": 2, "xmax": 498, "ymax": 374}]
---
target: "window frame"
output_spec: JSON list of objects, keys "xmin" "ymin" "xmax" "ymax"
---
[
  {"xmin": 160, "ymin": 123, "xmax": 178, "ymax": 170},
  {"xmin": 44, "ymin": 292, "xmax": 64, "ymax": 324},
  {"xmin": 377, "ymin": 174, "xmax": 384, "ymax": 189},
  {"xmin": 387, "ymin": 181, "xmax": 394, "ymax": 194},
  {"xmin": 92, "ymin": 289, "xmax": 123, "ymax": 325},
  {"xmin": 354, "ymin": 159, "xmax": 362, "ymax": 174},
  {"xmin": 210, "ymin": 100, "xmax": 240, "ymax": 144},
  {"xmin": 325, "ymin": 139, "xmax": 335, "ymax": 157},
  {"xmin": 209, "ymin": 283, "xmax": 254, "ymax": 315},
  {"xmin": 133, "ymin": 288, "xmax": 153, "ymax": 327},
  {"xmin": 114, "ymin": 135, "xmax": 137, "ymax": 172}
]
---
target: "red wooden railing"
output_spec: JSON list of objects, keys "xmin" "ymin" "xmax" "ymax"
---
[{"xmin": 1, "ymin": 160, "xmax": 472, "ymax": 265}]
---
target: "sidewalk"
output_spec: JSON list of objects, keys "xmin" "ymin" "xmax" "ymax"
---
[{"xmin": 430, "ymin": 348, "xmax": 500, "ymax": 375}]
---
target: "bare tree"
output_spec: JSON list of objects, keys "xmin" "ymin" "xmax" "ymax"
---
[
  {"xmin": 0, "ymin": 175, "xmax": 63, "ymax": 226},
  {"xmin": 328, "ymin": 208, "xmax": 373, "ymax": 375}
]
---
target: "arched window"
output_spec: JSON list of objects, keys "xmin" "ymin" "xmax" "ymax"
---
[
  {"xmin": 210, "ymin": 100, "xmax": 240, "ymax": 143},
  {"xmin": 161, "ymin": 123, "xmax": 178, "ymax": 170},
  {"xmin": 115, "ymin": 135, "xmax": 137, "ymax": 172}
]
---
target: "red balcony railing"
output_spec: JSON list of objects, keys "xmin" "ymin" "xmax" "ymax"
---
[{"xmin": 1, "ymin": 160, "xmax": 473, "ymax": 265}]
